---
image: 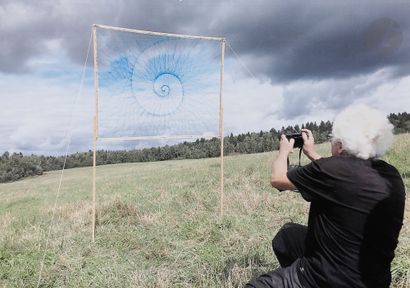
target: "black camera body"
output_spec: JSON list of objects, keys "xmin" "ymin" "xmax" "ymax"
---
[{"xmin": 285, "ymin": 132, "xmax": 304, "ymax": 149}]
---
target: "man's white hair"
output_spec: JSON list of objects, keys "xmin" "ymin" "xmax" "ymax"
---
[{"xmin": 332, "ymin": 104, "xmax": 394, "ymax": 159}]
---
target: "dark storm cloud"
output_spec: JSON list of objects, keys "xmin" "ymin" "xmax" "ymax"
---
[
  {"xmin": 1, "ymin": 0, "xmax": 410, "ymax": 81},
  {"xmin": 0, "ymin": 0, "xmax": 217, "ymax": 73},
  {"xmin": 219, "ymin": 0, "xmax": 410, "ymax": 82}
]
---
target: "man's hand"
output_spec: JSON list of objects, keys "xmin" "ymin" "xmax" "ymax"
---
[
  {"xmin": 271, "ymin": 135, "xmax": 297, "ymax": 191},
  {"xmin": 279, "ymin": 134, "xmax": 295, "ymax": 155},
  {"xmin": 301, "ymin": 129, "xmax": 321, "ymax": 161}
]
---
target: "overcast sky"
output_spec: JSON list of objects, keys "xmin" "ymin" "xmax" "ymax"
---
[{"xmin": 1, "ymin": 0, "xmax": 410, "ymax": 155}]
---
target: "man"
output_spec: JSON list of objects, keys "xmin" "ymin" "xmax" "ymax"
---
[{"xmin": 246, "ymin": 104, "xmax": 405, "ymax": 288}]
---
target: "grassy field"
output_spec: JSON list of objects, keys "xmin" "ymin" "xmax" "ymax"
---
[{"xmin": 1, "ymin": 134, "xmax": 409, "ymax": 287}]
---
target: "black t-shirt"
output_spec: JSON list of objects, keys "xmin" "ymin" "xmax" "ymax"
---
[{"xmin": 287, "ymin": 156, "xmax": 405, "ymax": 288}]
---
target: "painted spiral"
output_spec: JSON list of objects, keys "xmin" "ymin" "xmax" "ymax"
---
[{"xmin": 131, "ymin": 40, "xmax": 186, "ymax": 116}]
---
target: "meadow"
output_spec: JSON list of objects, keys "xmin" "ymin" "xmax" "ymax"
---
[{"xmin": 1, "ymin": 134, "xmax": 409, "ymax": 287}]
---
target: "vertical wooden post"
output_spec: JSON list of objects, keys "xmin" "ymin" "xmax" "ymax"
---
[
  {"xmin": 92, "ymin": 117, "xmax": 97, "ymax": 242},
  {"xmin": 219, "ymin": 39, "xmax": 226, "ymax": 222},
  {"xmin": 92, "ymin": 25, "xmax": 99, "ymax": 242}
]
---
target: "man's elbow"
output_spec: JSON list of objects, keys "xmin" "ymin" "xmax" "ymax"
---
[
  {"xmin": 270, "ymin": 177, "xmax": 280, "ymax": 188},
  {"xmin": 271, "ymin": 175, "xmax": 295, "ymax": 191},
  {"xmin": 271, "ymin": 176, "xmax": 285, "ymax": 189}
]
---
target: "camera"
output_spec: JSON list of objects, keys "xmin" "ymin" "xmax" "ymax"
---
[{"xmin": 285, "ymin": 132, "xmax": 304, "ymax": 149}]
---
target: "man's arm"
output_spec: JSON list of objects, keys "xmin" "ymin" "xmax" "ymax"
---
[
  {"xmin": 271, "ymin": 130, "xmax": 322, "ymax": 191},
  {"xmin": 301, "ymin": 129, "xmax": 322, "ymax": 161},
  {"xmin": 271, "ymin": 135, "xmax": 297, "ymax": 191}
]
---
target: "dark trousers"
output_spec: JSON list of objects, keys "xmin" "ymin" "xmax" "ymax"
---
[
  {"xmin": 245, "ymin": 223, "xmax": 308, "ymax": 288},
  {"xmin": 272, "ymin": 223, "xmax": 307, "ymax": 267}
]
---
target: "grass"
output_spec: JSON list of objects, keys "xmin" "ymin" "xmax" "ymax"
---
[{"xmin": 0, "ymin": 134, "xmax": 409, "ymax": 287}]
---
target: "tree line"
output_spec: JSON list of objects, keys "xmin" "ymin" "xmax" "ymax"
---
[{"xmin": 1, "ymin": 112, "xmax": 409, "ymax": 183}]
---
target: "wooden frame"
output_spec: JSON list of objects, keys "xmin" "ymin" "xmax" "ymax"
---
[{"xmin": 92, "ymin": 24, "xmax": 225, "ymax": 241}]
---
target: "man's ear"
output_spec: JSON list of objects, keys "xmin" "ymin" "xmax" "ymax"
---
[{"xmin": 338, "ymin": 143, "xmax": 346, "ymax": 155}]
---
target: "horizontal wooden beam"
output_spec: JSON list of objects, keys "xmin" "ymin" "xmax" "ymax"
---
[
  {"xmin": 97, "ymin": 134, "xmax": 220, "ymax": 141},
  {"xmin": 94, "ymin": 24, "xmax": 225, "ymax": 41}
]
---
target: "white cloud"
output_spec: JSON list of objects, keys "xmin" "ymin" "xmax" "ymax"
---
[
  {"xmin": 0, "ymin": 63, "xmax": 410, "ymax": 154},
  {"xmin": 223, "ymin": 66, "xmax": 410, "ymax": 135},
  {"xmin": 1, "ymin": 50, "xmax": 409, "ymax": 156},
  {"xmin": 353, "ymin": 75, "xmax": 410, "ymax": 113},
  {"xmin": 224, "ymin": 72, "xmax": 283, "ymax": 134},
  {"xmin": 0, "ymin": 66, "xmax": 94, "ymax": 155},
  {"xmin": 274, "ymin": 68, "xmax": 410, "ymax": 122}
]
